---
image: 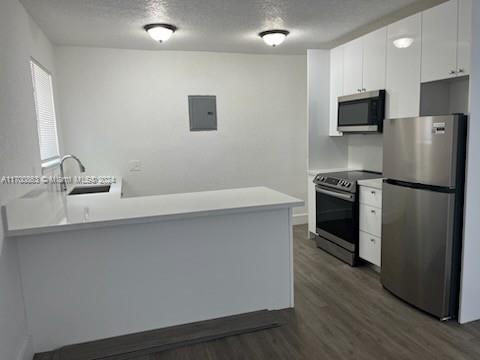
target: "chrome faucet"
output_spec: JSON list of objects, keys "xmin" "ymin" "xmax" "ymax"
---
[{"xmin": 59, "ymin": 154, "xmax": 86, "ymax": 191}]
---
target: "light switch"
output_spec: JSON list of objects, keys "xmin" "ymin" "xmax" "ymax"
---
[{"xmin": 128, "ymin": 160, "xmax": 142, "ymax": 172}]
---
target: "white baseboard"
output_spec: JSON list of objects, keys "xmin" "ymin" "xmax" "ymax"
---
[
  {"xmin": 17, "ymin": 335, "xmax": 33, "ymax": 360},
  {"xmin": 292, "ymin": 213, "xmax": 307, "ymax": 225}
]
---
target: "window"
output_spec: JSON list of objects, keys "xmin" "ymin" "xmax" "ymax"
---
[{"xmin": 30, "ymin": 59, "xmax": 60, "ymax": 167}]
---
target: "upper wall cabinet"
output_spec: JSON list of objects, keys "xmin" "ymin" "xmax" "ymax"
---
[
  {"xmin": 386, "ymin": 14, "xmax": 422, "ymax": 119},
  {"xmin": 329, "ymin": 46, "xmax": 344, "ymax": 136},
  {"xmin": 343, "ymin": 38, "xmax": 364, "ymax": 95},
  {"xmin": 343, "ymin": 28, "xmax": 387, "ymax": 95},
  {"xmin": 457, "ymin": 0, "xmax": 472, "ymax": 77},
  {"xmin": 362, "ymin": 27, "xmax": 387, "ymax": 92},
  {"xmin": 421, "ymin": 0, "xmax": 472, "ymax": 82}
]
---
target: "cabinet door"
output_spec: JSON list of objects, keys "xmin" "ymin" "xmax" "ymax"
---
[
  {"xmin": 343, "ymin": 38, "xmax": 363, "ymax": 95},
  {"xmin": 359, "ymin": 231, "xmax": 381, "ymax": 267},
  {"xmin": 421, "ymin": 0, "xmax": 458, "ymax": 82},
  {"xmin": 360, "ymin": 204, "xmax": 382, "ymax": 237},
  {"xmin": 457, "ymin": 0, "xmax": 472, "ymax": 76},
  {"xmin": 329, "ymin": 46, "xmax": 344, "ymax": 136},
  {"xmin": 360, "ymin": 186, "xmax": 382, "ymax": 208},
  {"xmin": 386, "ymin": 14, "xmax": 422, "ymax": 119},
  {"xmin": 362, "ymin": 27, "xmax": 387, "ymax": 91},
  {"xmin": 307, "ymin": 175, "xmax": 316, "ymax": 235}
]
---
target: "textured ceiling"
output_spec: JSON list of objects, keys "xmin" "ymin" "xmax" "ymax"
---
[{"xmin": 20, "ymin": 0, "xmax": 444, "ymax": 54}]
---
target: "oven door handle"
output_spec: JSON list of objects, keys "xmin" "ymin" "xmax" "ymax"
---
[{"xmin": 315, "ymin": 186, "xmax": 355, "ymax": 202}]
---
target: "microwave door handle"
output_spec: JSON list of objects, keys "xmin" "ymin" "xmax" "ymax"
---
[{"xmin": 315, "ymin": 187, "xmax": 355, "ymax": 202}]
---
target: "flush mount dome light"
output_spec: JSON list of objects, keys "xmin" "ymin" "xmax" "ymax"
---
[
  {"xmin": 259, "ymin": 30, "xmax": 290, "ymax": 47},
  {"xmin": 393, "ymin": 37, "xmax": 414, "ymax": 49},
  {"xmin": 144, "ymin": 24, "xmax": 177, "ymax": 43}
]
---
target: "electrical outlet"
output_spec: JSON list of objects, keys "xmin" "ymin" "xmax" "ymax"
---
[{"xmin": 128, "ymin": 160, "xmax": 142, "ymax": 172}]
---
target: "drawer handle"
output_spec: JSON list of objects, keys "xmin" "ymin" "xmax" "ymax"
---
[
  {"xmin": 371, "ymin": 191, "xmax": 376, "ymax": 195},
  {"xmin": 370, "ymin": 209, "xmax": 376, "ymax": 214},
  {"xmin": 370, "ymin": 238, "xmax": 376, "ymax": 243}
]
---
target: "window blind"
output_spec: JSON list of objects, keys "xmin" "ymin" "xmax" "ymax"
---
[{"xmin": 30, "ymin": 60, "xmax": 60, "ymax": 163}]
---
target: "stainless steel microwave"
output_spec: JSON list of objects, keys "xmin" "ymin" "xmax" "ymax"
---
[{"xmin": 337, "ymin": 90, "xmax": 385, "ymax": 133}]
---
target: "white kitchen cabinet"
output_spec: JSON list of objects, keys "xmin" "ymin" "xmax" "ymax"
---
[
  {"xmin": 386, "ymin": 13, "xmax": 422, "ymax": 119},
  {"xmin": 359, "ymin": 185, "xmax": 383, "ymax": 267},
  {"xmin": 362, "ymin": 27, "xmax": 387, "ymax": 91},
  {"xmin": 329, "ymin": 46, "xmax": 344, "ymax": 136},
  {"xmin": 421, "ymin": 0, "xmax": 460, "ymax": 82},
  {"xmin": 359, "ymin": 231, "xmax": 382, "ymax": 267},
  {"xmin": 457, "ymin": 0, "xmax": 472, "ymax": 76},
  {"xmin": 421, "ymin": 0, "xmax": 472, "ymax": 82},
  {"xmin": 360, "ymin": 204, "xmax": 381, "ymax": 237},
  {"xmin": 360, "ymin": 186, "xmax": 382, "ymax": 208},
  {"xmin": 343, "ymin": 28, "xmax": 387, "ymax": 95},
  {"xmin": 307, "ymin": 174, "xmax": 316, "ymax": 235},
  {"xmin": 343, "ymin": 38, "xmax": 364, "ymax": 95}
]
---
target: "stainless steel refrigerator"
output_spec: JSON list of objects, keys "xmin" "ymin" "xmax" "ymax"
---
[{"xmin": 381, "ymin": 114, "xmax": 467, "ymax": 320}]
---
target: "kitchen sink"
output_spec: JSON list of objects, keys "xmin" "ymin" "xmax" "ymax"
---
[{"xmin": 68, "ymin": 185, "xmax": 111, "ymax": 195}]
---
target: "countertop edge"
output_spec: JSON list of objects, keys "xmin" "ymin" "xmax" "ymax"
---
[
  {"xmin": 357, "ymin": 178, "xmax": 384, "ymax": 190},
  {"xmin": 6, "ymin": 200, "xmax": 304, "ymax": 238}
]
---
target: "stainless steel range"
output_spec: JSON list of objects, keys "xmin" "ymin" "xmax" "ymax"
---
[{"xmin": 313, "ymin": 170, "xmax": 381, "ymax": 266}]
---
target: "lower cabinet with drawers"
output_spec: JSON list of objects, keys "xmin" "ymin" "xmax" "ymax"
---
[{"xmin": 358, "ymin": 184, "xmax": 382, "ymax": 267}]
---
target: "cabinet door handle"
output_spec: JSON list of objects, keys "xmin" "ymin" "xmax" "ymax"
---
[
  {"xmin": 458, "ymin": 68, "xmax": 464, "ymax": 73},
  {"xmin": 357, "ymin": 89, "xmax": 362, "ymax": 92},
  {"xmin": 449, "ymin": 70, "xmax": 457, "ymax": 75},
  {"xmin": 362, "ymin": 88, "xmax": 366, "ymax": 92},
  {"xmin": 371, "ymin": 209, "xmax": 376, "ymax": 214}
]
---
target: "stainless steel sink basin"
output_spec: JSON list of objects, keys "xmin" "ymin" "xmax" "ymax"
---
[{"xmin": 68, "ymin": 185, "xmax": 111, "ymax": 195}]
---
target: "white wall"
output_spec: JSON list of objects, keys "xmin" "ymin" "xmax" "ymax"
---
[
  {"xmin": 56, "ymin": 47, "xmax": 308, "ymax": 216},
  {"xmin": 459, "ymin": 0, "xmax": 480, "ymax": 324},
  {"xmin": 307, "ymin": 50, "xmax": 348, "ymax": 171},
  {"xmin": 0, "ymin": 0, "xmax": 57, "ymax": 359},
  {"xmin": 347, "ymin": 134, "xmax": 383, "ymax": 172}
]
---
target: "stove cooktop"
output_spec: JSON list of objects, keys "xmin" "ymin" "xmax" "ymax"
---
[{"xmin": 313, "ymin": 170, "xmax": 382, "ymax": 193}]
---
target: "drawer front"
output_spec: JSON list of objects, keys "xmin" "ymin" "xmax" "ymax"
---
[
  {"xmin": 360, "ymin": 186, "xmax": 382, "ymax": 208},
  {"xmin": 359, "ymin": 231, "xmax": 381, "ymax": 267},
  {"xmin": 360, "ymin": 204, "xmax": 382, "ymax": 237}
]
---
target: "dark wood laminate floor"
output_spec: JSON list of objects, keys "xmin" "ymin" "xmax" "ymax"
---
[{"xmin": 130, "ymin": 225, "xmax": 480, "ymax": 360}]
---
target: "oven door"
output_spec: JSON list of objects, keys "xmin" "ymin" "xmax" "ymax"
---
[{"xmin": 315, "ymin": 186, "xmax": 357, "ymax": 251}]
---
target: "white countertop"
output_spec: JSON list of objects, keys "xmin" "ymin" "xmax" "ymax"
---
[
  {"xmin": 357, "ymin": 178, "xmax": 384, "ymax": 190},
  {"xmin": 307, "ymin": 167, "xmax": 351, "ymax": 176},
  {"xmin": 3, "ymin": 181, "xmax": 303, "ymax": 237}
]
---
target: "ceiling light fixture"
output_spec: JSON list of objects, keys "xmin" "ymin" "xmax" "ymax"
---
[
  {"xmin": 144, "ymin": 24, "xmax": 177, "ymax": 43},
  {"xmin": 259, "ymin": 30, "xmax": 290, "ymax": 47},
  {"xmin": 393, "ymin": 37, "xmax": 414, "ymax": 49}
]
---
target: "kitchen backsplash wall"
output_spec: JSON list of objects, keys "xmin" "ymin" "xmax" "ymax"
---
[{"xmin": 347, "ymin": 134, "xmax": 383, "ymax": 172}]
